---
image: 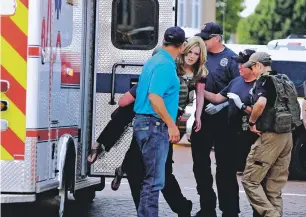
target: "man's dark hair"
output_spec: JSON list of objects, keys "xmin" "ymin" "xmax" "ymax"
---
[
  {"xmin": 262, "ymin": 61, "xmax": 272, "ymax": 66},
  {"xmin": 163, "ymin": 41, "xmax": 183, "ymax": 48}
]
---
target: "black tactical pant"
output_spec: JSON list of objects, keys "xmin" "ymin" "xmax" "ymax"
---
[
  {"xmin": 123, "ymin": 136, "xmax": 191, "ymax": 215},
  {"xmin": 190, "ymin": 109, "xmax": 240, "ymax": 217},
  {"xmin": 235, "ymin": 130, "xmax": 259, "ymax": 172}
]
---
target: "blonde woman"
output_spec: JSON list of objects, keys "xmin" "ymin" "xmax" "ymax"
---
[{"xmin": 176, "ymin": 36, "xmax": 208, "ymax": 132}]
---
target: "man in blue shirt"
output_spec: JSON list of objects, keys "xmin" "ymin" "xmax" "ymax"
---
[
  {"xmin": 192, "ymin": 22, "xmax": 240, "ymax": 217},
  {"xmin": 133, "ymin": 26, "xmax": 185, "ymax": 217},
  {"xmin": 204, "ymin": 49, "xmax": 259, "ymax": 173}
]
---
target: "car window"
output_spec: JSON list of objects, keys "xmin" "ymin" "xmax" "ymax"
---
[{"xmin": 272, "ymin": 61, "xmax": 306, "ymax": 97}]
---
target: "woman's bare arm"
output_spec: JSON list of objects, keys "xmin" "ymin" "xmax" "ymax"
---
[
  {"xmin": 203, "ymin": 90, "xmax": 227, "ymax": 104},
  {"xmin": 195, "ymin": 83, "xmax": 205, "ymax": 120}
]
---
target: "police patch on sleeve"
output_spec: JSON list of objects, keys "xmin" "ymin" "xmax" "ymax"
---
[{"xmin": 220, "ymin": 58, "xmax": 228, "ymax": 67}]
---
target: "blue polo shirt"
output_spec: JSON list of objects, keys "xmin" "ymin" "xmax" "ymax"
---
[{"xmin": 134, "ymin": 49, "xmax": 180, "ymax": 121}]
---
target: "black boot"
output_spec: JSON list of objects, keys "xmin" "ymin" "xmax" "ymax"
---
[
  {"xmin": 222, "ymin": 214, "xmax": 239, "ymax": 217},
  {"xmin": 192, "ymin": 210, "xmax": 217, "ymax": 217}
]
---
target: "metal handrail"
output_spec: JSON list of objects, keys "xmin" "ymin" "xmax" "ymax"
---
[{"xmin": 109, "ymin": 62, "xmax": 144, "ymax": 105}]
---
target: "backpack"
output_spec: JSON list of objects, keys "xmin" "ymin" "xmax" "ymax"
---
[{"xmin": 269, "ymin": 74, "xmax": 302, "ymax": 133}]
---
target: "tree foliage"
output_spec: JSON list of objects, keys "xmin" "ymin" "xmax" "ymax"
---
[
  {"xmin": 237, "ymin": 0, "xmax": 306, "ymax": 44},
  {"xmin": 291, "ymin": 0, "xmax": 306, "ymax": 34},
  {"xmin": 236, "ymin": 15, "xmax": 257, "ymax": 44},
  {"xmin": 216, "ymin": 0, "xmax": 245, "ymax": 42}
]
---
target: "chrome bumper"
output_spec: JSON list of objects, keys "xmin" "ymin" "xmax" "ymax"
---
[{"xmin": 1, "ymin": 194, "xmax": 36, "ymax": 203}]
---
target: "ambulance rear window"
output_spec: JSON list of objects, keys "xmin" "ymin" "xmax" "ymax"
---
[
  {"xmin": 111, "ymin": 0, "xmax": 159, "ymax": 50},
  {"xmin": 272, "ymin": 61, "xmax": 306, "ymax": 97}
]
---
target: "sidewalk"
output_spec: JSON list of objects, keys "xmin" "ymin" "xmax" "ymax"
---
[{"xmin": 176, "ymin": 134, "xmax": 191, "ymax": 147}]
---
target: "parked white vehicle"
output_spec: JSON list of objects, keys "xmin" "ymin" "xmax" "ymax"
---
[{"xmin": 267, "ymin": 38, "xmax": 306, "ymax": 50}]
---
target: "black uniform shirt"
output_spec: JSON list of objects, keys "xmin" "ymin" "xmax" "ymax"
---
[
  {"xmin": 220, "ymin": 76, "xmax": 255, "ymax": 131},
  {"xmin": 252, "ymin": 72, "xmax": 277, "ymax": 107},
  {"xmin": 205, "ymin": 46, "xmax": 240, "ymax": 106}
]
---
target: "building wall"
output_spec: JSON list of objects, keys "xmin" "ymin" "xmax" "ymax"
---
[{"xmin": 177, "ymin": 0, "xmax": 216, "ymax": 29}]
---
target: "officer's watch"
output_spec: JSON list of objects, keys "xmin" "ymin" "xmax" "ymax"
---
[
  {"xmin": 249, "ymin": 121, "xmax": 256, "ymax": 127},
  {"xmin": 240, "ymin": 104, "xmax": 247, "ymax": 111}
]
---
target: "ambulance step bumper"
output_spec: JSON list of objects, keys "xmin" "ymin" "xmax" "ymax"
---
[{"xmin": 1, "ymin": 194, "xmax": 36, "ymax": 203}]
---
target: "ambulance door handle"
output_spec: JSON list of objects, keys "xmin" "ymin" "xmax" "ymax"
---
[
  {"xmin": 51, "ymin": 143, "xmax": 55, "ymax": 159},
  {"xmin": 51, "ymin": 120, "xmax": 59, "ymax": 125},
  {"xmin": 109, "ymin": 62, "xmax": 143, "ymax": 105}
]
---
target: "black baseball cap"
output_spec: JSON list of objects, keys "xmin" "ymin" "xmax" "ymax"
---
[
  {"xmin": 195, "ymin": 22, "xmax": 223, "ymax": 40},
  {"xmin": 164, "ymin": 26, "xmax": 186, "ymax": 45},
  {"xmin": 232, "ymin": 49, "xmax": 256, "ymax": 64}
]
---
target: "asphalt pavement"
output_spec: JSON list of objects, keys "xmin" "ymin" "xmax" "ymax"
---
[{"xmin": 2, "ymin": 145, "xmax": 306, "ymax": 217}]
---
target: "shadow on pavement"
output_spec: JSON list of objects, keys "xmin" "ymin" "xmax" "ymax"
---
[{"xmin": 1, "ymin": 196, "xmax": 94, "ymax": 217}]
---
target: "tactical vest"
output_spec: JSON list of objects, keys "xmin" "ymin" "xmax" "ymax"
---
[
  {"xmin": 179, "ymin": 76, "xmax": 189, "ymax": 109},
  {"xmin": 178, "ymin": 75, "xmax": 195, "ymax": 110},
  {"xmin": 254, "ymin": 73, "xmax": 302, "ymax": 134}
]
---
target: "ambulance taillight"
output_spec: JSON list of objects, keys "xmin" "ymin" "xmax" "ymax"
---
[{"xmin": 0, "ymin": 80, "xmax": 9, "ymax": 92}]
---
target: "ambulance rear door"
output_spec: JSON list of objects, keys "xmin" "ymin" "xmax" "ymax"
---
[{"xmin": 88, "ymin": 0, "xmax": 176, "ymax": 176}]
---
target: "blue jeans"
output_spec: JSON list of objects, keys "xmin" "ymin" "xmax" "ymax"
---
[{"xmin": 133, "ymin": 114, "xmax": 169, "ymax": 217}]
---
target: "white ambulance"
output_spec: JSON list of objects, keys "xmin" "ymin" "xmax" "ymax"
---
[{"xmin": 0, "ymin": 0, "xmax": 176, "ymax": 216}]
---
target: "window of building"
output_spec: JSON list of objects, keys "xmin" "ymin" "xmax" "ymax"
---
[
  {"xmin": 178, "ymin": 0, "xmax": 185, "ymax": 26},
  {"xmin": 111, "ymin": 0, "xmax": 159, "ymax": 50},
  {"xmin": 192, "ymin": 0, "xmax": 200, "ymax": 28}
]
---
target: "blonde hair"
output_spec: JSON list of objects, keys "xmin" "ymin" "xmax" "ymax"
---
[{"xmin": 177, "ymin": 36, "xmax": 208, "ymax": 84}]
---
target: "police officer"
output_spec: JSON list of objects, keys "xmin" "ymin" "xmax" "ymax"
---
[
  {"xmin": 242, "ymin": 52, "xmax": 293, "ymax": 217},
  {"xmin": 203, "ymin": 49, "xmax": 259, "ymax": 172},
  {"xmin": 192, "ymin": 22, "xmax": 240, "ymax": 217}
]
